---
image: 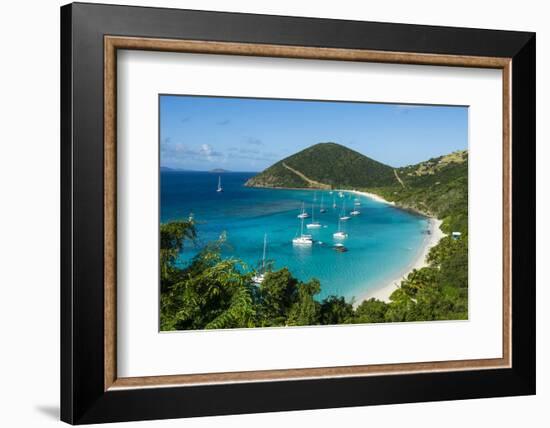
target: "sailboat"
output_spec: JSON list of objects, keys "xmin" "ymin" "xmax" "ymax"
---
[
  {"xmin": 306, "ymin": 203, "xmax": 321, "ymax": 229},
  {"xmin": 293, "ymin": 217, "xmax": 313, "ymax": 245},
  {"xmin": 216, "ymin": 176, "xmax": 223, "ymax": 192},
  {"xmin": 252, "ymin": 234, "xmax": 268, "ymax": 285},
  {"xmin": 339, "ymin": 200, "xmax": 350, "ymax": 221},
  {"xmin": 333, "ymin": 218, "xmax": 348, "ymax": 239},
  {"xmin": 354, "ymin": 198, "xmax": 361, "ymax": 206},
  {"xmin": 319, "ymin": 194, "xmax": 327, "ymax": 213},
  {"xmin": 297, "ymin": 202, "xmax": 310, "ymax": 219},
  {"xmin": 350, "ymin": 208, "xmax": 361, "ymax": 216},
  {"xmin": 332, "ymin": 195, "xmax": 337, "ymax": 209}
]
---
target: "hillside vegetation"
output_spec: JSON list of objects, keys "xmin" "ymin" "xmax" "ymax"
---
[{"xmin": 366, "ymin": 150, "xmax": 468, "ymax": 234}]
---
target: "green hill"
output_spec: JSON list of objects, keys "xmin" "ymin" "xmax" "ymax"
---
[{"xmin": 245, "ymin": 142, "xmax": 397, "ymax": 189}]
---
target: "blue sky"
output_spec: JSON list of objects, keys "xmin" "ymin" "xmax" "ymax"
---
[{"xmin": 160, "ymin": 95, "xmax": 468, "ymax": 172}]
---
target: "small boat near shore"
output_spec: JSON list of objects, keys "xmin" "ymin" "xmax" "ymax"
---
[
  {"xmin": 320, "ymin": 194, "xmax": 327, "ymax": 213},
  {"xmin": 297, "ymin": 202, "xmax": 310, "ymax": 219},
  {"xmin": 293, "ymin": 217, "xmax": 313, "ymax": 246},
  {"xmin": 306, "ymin": 203, "xmax": 322, "ymax": 229},
  {"xmin": 333, "ymin": 219, "xmax": 348, "ymax": 239},
  {"xmin": 339, "ymin": 201, "xmax": 350, "ymax": 221}
]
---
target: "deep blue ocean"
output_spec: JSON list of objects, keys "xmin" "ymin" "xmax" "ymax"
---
[{"xmin": 161, "ymin": 171, "xmax": 428, "ymax": 301}]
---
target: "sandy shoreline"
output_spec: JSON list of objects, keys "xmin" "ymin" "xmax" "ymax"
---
[
  {"xmin": 355, "ymin": 216, "xmax": 445, "ymax": 305},
  {"xmin": 346, "ymin": 189, "xmax": 396, "ymax": 206}
]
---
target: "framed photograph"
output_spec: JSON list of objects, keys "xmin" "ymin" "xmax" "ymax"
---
[{"xmin": 61, "ymin": 2, "xmax": 535, "ymax": 424}]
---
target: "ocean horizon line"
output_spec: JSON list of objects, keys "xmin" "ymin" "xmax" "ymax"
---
[{"xmin": 161, "ymin": 168, "xmax": 260, "ymax": 174}]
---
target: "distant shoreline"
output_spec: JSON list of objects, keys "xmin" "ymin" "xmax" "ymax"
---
[
  {"xmin": 342, "ymin": 189, "xmax": 396, "ymax": 206},
  {"xmin": 355, "ymin": 217, "xmax": 445, "ymax": 305},
  {"xmin": 161, "ymin": 169, "xmax": 259, "ymax": 174}
]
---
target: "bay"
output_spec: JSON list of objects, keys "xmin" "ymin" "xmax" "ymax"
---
[{"xmin": 161, "ymin": 171, "xmax": 428, "ymax": 301}]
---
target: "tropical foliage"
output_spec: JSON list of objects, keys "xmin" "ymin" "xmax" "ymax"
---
[{"xmin": 365, "ymin": 150, "xmax": 468, "ymax": 234}]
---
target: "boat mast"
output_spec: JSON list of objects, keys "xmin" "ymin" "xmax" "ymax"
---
[{"xmin": 262, "ymin": 233, "xmax": 267, "ymax": 271}]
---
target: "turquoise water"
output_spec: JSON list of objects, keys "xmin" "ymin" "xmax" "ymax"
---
[{"xmin": 161, "ymin": 171, "xmax": 428, "ymax": 301}]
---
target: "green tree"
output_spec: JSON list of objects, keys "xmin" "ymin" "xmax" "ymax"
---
[
  {"xmin": 354, "ymin": 298, "xmax": 388, "ymax": 324},
  {"xmin": 384, "ymin": 288, "xmax": 417, "ymax": 322},
  {"xmin": 160, "ymin": 220, "xmax": 196, "ymax": 291},
  {"xmin": 258, "ymin": 268, "xmax": 298, "ymax": 326},
  {"xmin": 287, "ymin": 279, "xmax": 321, "ymax": 326},
  {"xmin": 400, "ymin": 267, "xmax": 439, "ymax": 298},
  {"xmin": 160, "ymin": 234, "xmax": 256, "ymax": 331},
  {"xmin": 320, "ymin": 296, "xmax": 354, "ymax": 325}
]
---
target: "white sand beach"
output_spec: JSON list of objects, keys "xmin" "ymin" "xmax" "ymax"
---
[
  {"xmin": 355, "ymin": 217, "xmax": 446, "ymax": 305},
  {"xmin": 347, "ymin": 189, "xmax": 396, "ymax": 206}
]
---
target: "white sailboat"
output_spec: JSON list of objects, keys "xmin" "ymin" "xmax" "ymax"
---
[
  {"xmin": 339, "ymin": 201, "xmax": 350, "ymax": 221},
  {"xmin": 332, "ymin": 195, "xmax": 337, "ymax": 208},
  {"xmin": 354, "ymin": 198, "xmax": 361, "ymax": 206},
  {"xmin": 293, "ymin": 217, "xmax": 313, "ymax": 245},
  {"xmin": 333, "ymin": 218, "xmax": 348, "ymax": 239},
  {"xmin": 319, "ymin": 194, "xmax": 327, "ymax": 213},
  {"xmin": 297, "ymin": 202, "xmax": 310, "ymax": 219},
  {"xmin": 252, "ymin": 234, "xmax": 268, "ymax": 285},
  {"xmin": 216, "ymin": 176, "xmax": 223, "ymax": 192},
  {"xmin": 306, "ymin": 203, "xmax": 321, "ymax": 229},
  {"xmin": 350, "ymin": 207, "xmax": 361, "ymax": 216}
]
